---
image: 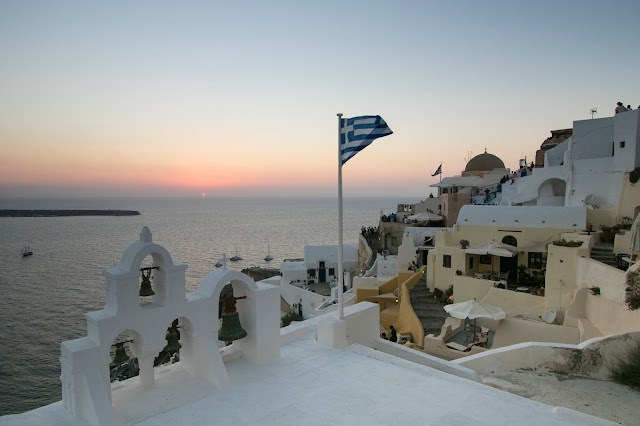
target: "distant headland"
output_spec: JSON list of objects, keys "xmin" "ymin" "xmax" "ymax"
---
[{"xmin": 0, "ymin": 210, "xmax": 141, "ymax": 217}]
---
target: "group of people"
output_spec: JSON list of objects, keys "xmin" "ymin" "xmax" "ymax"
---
[
  {"xmin": 380, "ymin": 212, "xmax": 397, "ymax": 222},
  {"xmin": 407, "ymin": 261, "xmax": 419, "ymax": 272},
  {"xmin": 361, "ymin": 226, "xmax": 378, "ymax": 245},
  {"xmin": 615, "ymin": 102, "xmax": 637, "ymax": 114},
  {"xmin": 499, "ymin": 162, "xmax": 535, "ymax": 187}
]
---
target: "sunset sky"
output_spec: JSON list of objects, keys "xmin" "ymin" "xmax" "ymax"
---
[{"xmin": 1, "ymin": 0, "xmax": 638, "ymax": 198}]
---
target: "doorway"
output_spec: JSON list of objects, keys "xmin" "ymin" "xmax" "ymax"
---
[{"xmin": 319, "ymin": 261, "xmax": 326, "ymax": 282}]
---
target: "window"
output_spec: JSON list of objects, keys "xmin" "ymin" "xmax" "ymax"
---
[
  {"xmin": 620, "ymin": 141, "xmax": 626, "ymax": 148},
  {"xmin": 528, "ymin": 253, "xmax": 543, "ymax": 269},
  {"xmin": 469, "ymin": 257, "xmax": 474, "ymax": 269},
  {"xmin": 480, "ymin": 255, "xmax": 492, "ymax": 265},
  {"xmin": 319, "ymin": 261, "xmax": 325, "ymax": 268},
  {"xmin": 502, "ymin": 235, "xmax": 517, "ymax": 247},
  {"xmin": 391, "ymin": 237, "xmax": 398, "ymax": 246},
  {"xmin": 328, "ymin": 268, "xmax": 335, "ymax": 275},
  {"xmin": 308, "ymin": 269, "xmax": 316, "ymax": 277},
  {"xmin": 443, "ymin": 255, "xmax": 451, "ymax": 268}
]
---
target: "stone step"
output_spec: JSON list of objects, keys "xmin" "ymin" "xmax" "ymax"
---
[{"xmin": 591, "ymin": 249, "xmax": 615, "ymax": 255}]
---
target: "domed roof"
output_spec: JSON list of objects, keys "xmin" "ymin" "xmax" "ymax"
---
[{"xmin": 464, "ymin": 150, "xmax": 505, "ymax": 172}]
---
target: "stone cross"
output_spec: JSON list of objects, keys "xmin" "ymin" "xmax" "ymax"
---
[{"xmin": 219, "ymin": 253, "xmax": 229, "ymax": 270}]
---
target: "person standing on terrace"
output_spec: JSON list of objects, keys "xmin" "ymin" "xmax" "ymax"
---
[{"xmin": 615, "ymin": 102, "xmax": 627, "ymax": 114}]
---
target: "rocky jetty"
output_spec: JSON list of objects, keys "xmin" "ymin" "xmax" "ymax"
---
[{"xmin": 0, "ymin": 210, "xmax": 141, "ymax": 217}]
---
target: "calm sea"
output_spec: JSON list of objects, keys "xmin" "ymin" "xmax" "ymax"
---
[{"xmin": 0, "ymin": 196, "xmax": 404, "ymax": 415}]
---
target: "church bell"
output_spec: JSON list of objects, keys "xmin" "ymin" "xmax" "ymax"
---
[
  {"xmin": 112, "ymin": 342, "xmax": 129, "ymax": 365},
  {"xmin": 164, "ymin": 327, "xmax": 182, "ymax": 353},
  {"xmin": 218, "ymin": 312, "xmax": 247, "ymax": 342},
  {"xmin": 139, "ymin": 267, "xmax": 156, "ymax": 297}
]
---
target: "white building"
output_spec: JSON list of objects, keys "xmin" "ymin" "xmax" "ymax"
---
[
  {"xmin": 501, "ymin": 109, "xmax": 640, "ymax": 212},
  {"xmin": 303, "ymin": 244, "xmax": 358, "ymax": 283}
]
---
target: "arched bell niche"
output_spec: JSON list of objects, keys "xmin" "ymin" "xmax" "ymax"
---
[{"xmin": 108, "ymin": 328, "xmax": 143, "ymax": 385}]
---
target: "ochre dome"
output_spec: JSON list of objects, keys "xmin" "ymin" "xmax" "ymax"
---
[{"xmin": 464, "ymin": 151, "xmax": 505, "ymax": 172}]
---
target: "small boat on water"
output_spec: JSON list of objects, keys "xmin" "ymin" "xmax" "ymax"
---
[
  {"xmin": 264, "ymin": 245, "xmax": 273, "ymax": 262},
  {"xmin": 230, "ymin": 246, "xmax": 242, "ymax": 262},
  {"xmin": 21, "ymin": 245, "xmax": 33, "ymax": 257},
  {"xmin": 215, "ymin": 261, "xmax": 223, "ymax": 268}
]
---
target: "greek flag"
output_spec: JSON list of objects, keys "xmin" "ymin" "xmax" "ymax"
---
[
  {"xmin": 340, "ymin": 115, "xmax": 393, "ymax": 165},
  {"xmin": 431, "ymin": 164, "xmax": 442, "ymax": 176}
]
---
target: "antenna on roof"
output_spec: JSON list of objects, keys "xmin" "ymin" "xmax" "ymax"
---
[{"xmin": 590, "ymin": 108, "xmax": 597, "ymax": 119}]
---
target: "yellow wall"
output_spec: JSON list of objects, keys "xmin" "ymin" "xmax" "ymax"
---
[
  {"xmin": 453, "ymin": 276, "xmax": 495, "ymax": 303},
  {"xmin": 432, "ymin": 246, "xmax": 466, "ymax": 292},
  {"xmin": 395, "ymin": 272, "xmax": 424, "ymax": 346},
  {"xmin": 355, "ymin": 286, "xmax": 381, "ymax": 303},
  {"xmin": 491, "ymin": 318, "xmax": 580, "ymax": 348},
  {"xmin": 544, "ymin": 244, "xmax": 588, "ymax": 312},
  {"xmin": 587, "ymin": 206, "xmax": 617, "ymax": 230},
  {"xmin": 480, "ymin": 287, "xmax": 546, "ymax": 312}
]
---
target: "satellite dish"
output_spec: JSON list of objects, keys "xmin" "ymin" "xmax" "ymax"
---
[
  {"xmin": 584, "ymin": 194, "xmax": 595, "ymax": 206},
  {"xmin": 543, "ymin": 308, "xmax": 557, "ymax": 324}
]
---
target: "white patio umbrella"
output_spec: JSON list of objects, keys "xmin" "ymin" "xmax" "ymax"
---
[
  {"xmin": 465, "ymin": 241, "xmax": 517, "ymax": 278},
  {"xmin": 444, "ymin": 300, "xmax": 506, "ymax": 342},
  {"xmin": 464, "ymin": 241, "xmax": 517, "ymax": 257},
  {"xmin": 444, "ymin": 300, "xmax": 506, "ymax": 320}
]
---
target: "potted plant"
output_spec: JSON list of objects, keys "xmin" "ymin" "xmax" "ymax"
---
[
  {"xmin": 617, "ymin": 217, "xmax": 633, "ymax": 230},
  {"xmin": 600, "ymin": 225, "xmax": 619, "ymax": 243},
  {"xmin": 460, "ymin": 239, "xmax": 469, "ymax": 249}
]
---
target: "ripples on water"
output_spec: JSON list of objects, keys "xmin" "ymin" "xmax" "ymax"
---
[{"xmin": 0, "ymin": 196, "xmax": 404, "ymax": 415}]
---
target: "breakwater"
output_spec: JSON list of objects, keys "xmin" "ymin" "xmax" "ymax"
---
[{"xmin": 0, "ymin": 210, "xmax": 140, "ymax": 217}]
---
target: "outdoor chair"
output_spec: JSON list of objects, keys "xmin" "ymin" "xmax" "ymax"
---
[{"xmin": 617, "ymin": 254, "xmax": 629, "ymax": 270}]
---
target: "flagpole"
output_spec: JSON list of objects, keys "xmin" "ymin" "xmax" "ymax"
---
[{"xmin": 337, "ymin": 113, "xmax": 344, "ymax": 320}]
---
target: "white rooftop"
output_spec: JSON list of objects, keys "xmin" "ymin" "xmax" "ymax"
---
[
  {"xmin": 3, "ymin": 315, "xmax": 608, "ymax": 425},
  {"xmin": 456, "ymin": 205, "xmax": 587, "ymax": 229},
  {"xmin": 304, "ymin": 244, "xmax": 357, "ymax": 265}
]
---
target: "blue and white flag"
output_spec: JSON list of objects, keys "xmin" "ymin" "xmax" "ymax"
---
[
  {"xmin": 340, "ymin": 115, "xmax": 392, "ymax": 165},
  {"xmin": 431, "ymin": 164, "xmax": 442, "ymax": 176}
]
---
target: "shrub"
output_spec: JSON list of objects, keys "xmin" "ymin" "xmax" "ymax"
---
[
  {"xmin": 626, "ymin": 294, "xmax": 640, "ymax": 311},
  {"xmin": 588, "ymin": 286, "xmax": 600, "ymax": 295},
  {"xmin": 433, "ymin": 288, "xmax": 443, "ymax": 299},
  {"xmin": 552, "ymin": 239, "xmax": 583, "ymax": 247},
  {"xmin": 459, "ymin": 239, "xmax": 469, "ymax": 248},
  {"xmin": 629, "ymin": 167, "xmax": 640, "ymax": 184},
  {"xmin": 609, "ymin": 342, "xmax": 640, "ymax": 389},
  {"xmin": 281, "ymin": 312, "xmax": 303, "ymax": 327}
]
